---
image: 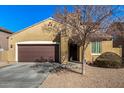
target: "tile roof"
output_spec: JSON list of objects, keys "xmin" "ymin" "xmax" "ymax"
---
[{"xmin": 90, "ymin": 31, "xmax": 112, "ymax": 41}]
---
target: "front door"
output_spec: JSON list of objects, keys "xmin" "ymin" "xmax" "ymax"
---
[{"xmin": 69, "ymin": 44, "xmax": 79, "ymax": 61}]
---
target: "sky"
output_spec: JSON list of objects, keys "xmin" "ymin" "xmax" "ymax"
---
[
  {"xmin": 0, "ymin": 5, "xmax": 124, "ymax": 32},
  {"xmin": 0, "ymin": 5, "xmax": 63, "ymax": 32}
]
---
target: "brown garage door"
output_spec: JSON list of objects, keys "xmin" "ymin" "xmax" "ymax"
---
[{"xmin": 18, "ymin": 44, "xmax": 59, "ymax": 62}]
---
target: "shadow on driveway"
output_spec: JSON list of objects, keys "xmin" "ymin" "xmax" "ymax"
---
[{"xmin": 0, "ymin": 62, "xmax": 61, "ymax": 88}]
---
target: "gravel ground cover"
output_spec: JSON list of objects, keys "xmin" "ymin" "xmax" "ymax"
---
[{"xmin": 41, "ymin": 62, "xmax": 124, "ymax": 88}]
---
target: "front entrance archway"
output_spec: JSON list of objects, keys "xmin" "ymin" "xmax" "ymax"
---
[{"xmin": 68, "ymin": 43, "xmax": 79, "ymax": 61}]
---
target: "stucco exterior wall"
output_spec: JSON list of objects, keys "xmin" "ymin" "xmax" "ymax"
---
[
  {"xmin": 0, "ymin": 50, "xmax": 8, "ymax": 62},
  {"xmin": 84, "ymin": 40, "xmax": 121, "ymax": 64},
  {"xmin": 0, "ymin": 31, "xmax": 12, "ymax": 62},
  {"xmin": 0, "ymin": 31, "xmax": 11, "ymax": 50},
  {"xmin": 7, "ymin": 19, "xmax": 60, "ymax": 63}
]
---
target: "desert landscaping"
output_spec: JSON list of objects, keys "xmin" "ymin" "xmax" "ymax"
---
[{"xmin": 41, "ymin": 63, "xmax": 124, "ymax": 88}]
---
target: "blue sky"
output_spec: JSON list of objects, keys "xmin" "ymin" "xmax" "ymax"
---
[
  {"xmin": 0, "ymin": 5, "xmax": 123, "ymax": 32},
  {"xmin": 0, "ymin": 5, "xmax": 63, "ymax": 32}
]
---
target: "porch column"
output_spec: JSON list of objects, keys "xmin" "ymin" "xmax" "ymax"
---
[
  {"xmin": 79, "ymin": 46, "xmax": 82, "ymax": 62},
  {"xmin": 60, "ymin": 36, "xmax": 69, "ymax": 64}
]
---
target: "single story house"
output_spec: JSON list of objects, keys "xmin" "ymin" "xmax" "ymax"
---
[
  {"xmin": 4, "ymin": 17, "xmax": 122, "ymax": 64},
  {"xmin": 0, "ymin": 28, "xmax": 13, "ymax": 61}
]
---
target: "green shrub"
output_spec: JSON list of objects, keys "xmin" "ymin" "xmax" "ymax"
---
[{"xmin": 94, "ymin": 52, "xmax": 122, "ymax": 68}]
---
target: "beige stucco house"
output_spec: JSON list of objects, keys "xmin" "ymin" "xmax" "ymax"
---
[{"xmin": 1, "ymin": 17, "xmax": 121, "ymax": 64}]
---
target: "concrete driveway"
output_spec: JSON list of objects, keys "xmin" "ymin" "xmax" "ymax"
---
[{"xmin": 0, "ymin": 62, "xmax": 59, "ymax": 88}]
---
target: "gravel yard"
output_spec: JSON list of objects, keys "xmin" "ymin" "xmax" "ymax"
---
[{"xmin": 41, "ymin": 63, "xmax": 124, "ymax": 88}]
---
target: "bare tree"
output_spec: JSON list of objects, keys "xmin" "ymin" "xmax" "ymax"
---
[
  {"xmin": 53, "ymin": 5, "xmax": 124, "ymax": 74},
  {"xmin": 107, "ymin": 22, "xmax": 124, "ymax": 40}
]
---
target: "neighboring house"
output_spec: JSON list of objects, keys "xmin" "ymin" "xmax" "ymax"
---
[
  {"xmin": 0, "ymin": 28, "xmax": 13, "ymax": 61},
  {"xmin": 6, "ymin": 17, "xmax": 122, "ymax": 64}
]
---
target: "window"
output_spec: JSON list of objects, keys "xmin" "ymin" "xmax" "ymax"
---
[{"xmin": 91, "ymin": 41, "xmax": 101, "ymax": 54}]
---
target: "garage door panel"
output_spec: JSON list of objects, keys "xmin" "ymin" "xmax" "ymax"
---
[{"xmin": 18, "ymin": 44, "xmax": 59, "ymax": 62}]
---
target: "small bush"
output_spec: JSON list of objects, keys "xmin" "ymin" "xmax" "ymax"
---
[{"xmin": 94, "ymin": 52, "xmax": 122, "ymax": 68}]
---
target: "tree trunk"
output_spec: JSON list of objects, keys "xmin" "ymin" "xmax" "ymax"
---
[{"xmin": 81, "ymin": 46, "xmax": 85, "ymax": 75}]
